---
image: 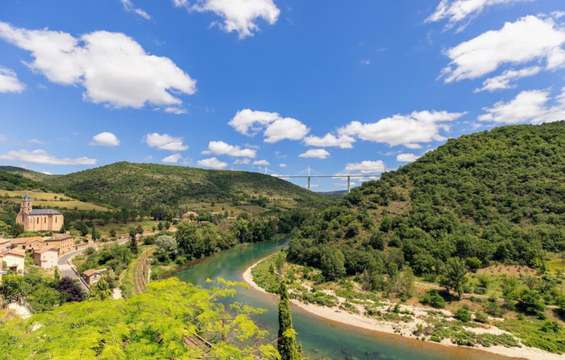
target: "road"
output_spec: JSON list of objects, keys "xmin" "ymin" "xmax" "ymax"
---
[
  {"xmin": 56, "ymin": 236, "xmax": 130, "ymax": 292},
  {"xmin": 55, "ymin": 230, "xmax": 162, "ymax": 294},
  {"xmin": 57, "ymin": 247, "xmax": 90, "ymax": 291}
]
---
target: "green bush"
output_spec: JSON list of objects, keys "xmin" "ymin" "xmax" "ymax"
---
[
  {"xmin": 454, "ymin": 307, "xmax": 471, "ymax": 323},
  {"xmin": 420, "ymin": 290, "xmax": 446, "ymax": 309}
]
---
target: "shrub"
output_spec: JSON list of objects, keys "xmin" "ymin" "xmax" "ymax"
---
[
  {"xmin": 455, "ymin": 307, "xmax": 471, "ymax": 323},
  {"xmin": 516, "ymin": 289, "xmax": 545, "ymax": 317},
  {"xmin": 474, "ymin": 311, "xmax": 489, "ymax": 324},
  {"xmin": 420, "ymin": 290, "xmax": 446, "ymax": 309}
]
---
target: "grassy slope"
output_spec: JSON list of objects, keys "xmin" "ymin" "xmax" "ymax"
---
[{"xmin": 41, "ymin": 162, "xmax": 326, "ymax": 210}]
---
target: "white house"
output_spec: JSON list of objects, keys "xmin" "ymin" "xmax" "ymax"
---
[
  {"xmin": 0, "ymin": 249, "xmax": 25, "ymax": 273},
  {"xmin": 33, "ymin": 248, "xmax": 59, "ymax": 269}
]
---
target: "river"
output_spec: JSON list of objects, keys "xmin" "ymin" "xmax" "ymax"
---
[{"xmin": 176, "ymin": 240, "xmax": 513, "ymax": 360}]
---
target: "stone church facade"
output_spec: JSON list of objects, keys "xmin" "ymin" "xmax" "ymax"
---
[{"xmin": 15, "ymin": 194, "xmax": 64, "ymax": 232}]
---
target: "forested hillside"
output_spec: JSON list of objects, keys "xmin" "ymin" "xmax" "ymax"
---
[
  {"xmin": 289, "ymin": 122, "xmax": 565, "ymax": 278},
  {"xmin": 1, "ymin": 162, "xmax": 327, "ymax": 211}
]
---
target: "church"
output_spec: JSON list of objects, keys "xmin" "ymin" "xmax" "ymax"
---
[{"xmin": 15, "ymin": 194, "xmax": 64, "ymax": 232}]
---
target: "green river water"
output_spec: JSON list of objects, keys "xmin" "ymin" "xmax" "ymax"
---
[{"xmin": 176, "ymin": 240, "xmax": 512, "ymax": 360}]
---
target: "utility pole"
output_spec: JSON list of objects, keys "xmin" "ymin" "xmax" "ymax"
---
[
  {"xmin": 307, "ymin": 166, "xmax": 311, "ymax": 190},
  {"xmin": 347, "ymin": 176, "xmax": 351, "ymax": 193}
]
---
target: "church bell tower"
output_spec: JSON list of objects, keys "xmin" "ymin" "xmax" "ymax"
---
[{"xmin": 21, "ymin": 194, "xmax": 32, "ymax": 215}]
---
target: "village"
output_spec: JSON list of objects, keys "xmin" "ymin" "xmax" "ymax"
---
[{"xmin": 0, "ymin": 195, "xmax": 115, "ymax": 288}]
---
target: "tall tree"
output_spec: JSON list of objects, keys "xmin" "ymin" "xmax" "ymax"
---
[
  {"xmin": 129, "ymin": 228, "xmax": 138, "ymax": 255},
  {"xmin": 440, "ymin": 257, "xmax": 467, "ymax": 299},
  {"xmin": 277, "ymin": 281, "xmax": 302, "ymax": 360}
]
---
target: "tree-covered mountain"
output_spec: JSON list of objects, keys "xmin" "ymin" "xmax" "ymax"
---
[
  {"xmin": 1, "ymin": 162, "xmax": 327, "ymax": 211},
  {"xmin": 289, "ymin": 122, "xmax": 565, "ymax": 279}
]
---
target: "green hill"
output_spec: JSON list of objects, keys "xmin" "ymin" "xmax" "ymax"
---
[
  {"xmin": 289, "ymin": 122, "xmax": 565, "ymax": 276},
  {"xmin": 1, "ymin": 162, "xmax": 326, "ymax": 211}
]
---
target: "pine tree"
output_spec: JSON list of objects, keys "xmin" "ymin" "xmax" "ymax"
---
[
  {"xmin": 90, "ymin": 225, "xmax": 98, "ymax": 242},
  {"xmin": 129, "ymin": 228, "xmax": 138, "ymax": 255},
  {"xmin": 277, "ymin": 281, "xmax": 302, "ymax": 360}
]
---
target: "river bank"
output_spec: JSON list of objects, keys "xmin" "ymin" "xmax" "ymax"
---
[{"xmin": 243, "ymin": 258, "xmax": 563, "ymax": 360}]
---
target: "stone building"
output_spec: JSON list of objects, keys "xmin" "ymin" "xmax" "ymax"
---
[
  {"xmin": 15, "ymin": 194, "xmax": 64, "ymax": 232},
  {"xmin": 43, "ymin": 233, "xmax": 74, "ymax": 254},
  {"xmin": 83, "ymin": 268, "xmax": 107, "ymax": 286}
]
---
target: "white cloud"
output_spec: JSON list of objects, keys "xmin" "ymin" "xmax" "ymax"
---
[
  {"xmin": 396, "ymin": 153, "xmax": 419, "ymax": 163},
  {"xmin": 475, "ymin": 66, "xmax": 541, "ymax": 92},
  {"xmin": 253, "ymin": 159, "xmax": 270, "ymax": 166},
  {"xmin": 198, "ymin": 157, "xmax": 227, "ymax": 169},
  {"xmin": 229, "ymin": 109, "xmax": 310, "ymax": 143},
  {"xmin": 145, "ymin": 133, "xmax": 188, "ymax": 151},
  {"xmin": 162, "ymin": 153, "xmax": 182, "ymax": 163},
  {"xmin": 264, "ymin": 117, "xmax": 309, "ymax": 143},
  {"xmin": 0, "ymin": 67, "xmax": 25, "ymax": 93},
  {"xmin": 189, "ymin": 0, "xmax": 280, "ymax": 39},
  {"xmin": 427, "ymin": 0, "xmax": 529, "ymax": 28},
  {"xmin": 164, "ymin": 106, "xmax": 187, "ymax": 115},
  {"xmin": 345, "ymin": 160, "xmax": 386, "ymax": 174},
  {"xmin": 229, "ymin": 109, "xmax": 280, "ymax": 135},
  {"xmin": 0, "ymin": 149, "xmax": 96, "ymax": 165},
  {"xmin": 205, "ymin": 140, "xmax": 256, "ymax": 158},
  {"xmin": 279, "ymin": 163, "xmax": 287, "ymax": 168},
  {"xmin": 0, "ymin": 22, "xmax": 196, "ymax": 111},
  {"xmin": 91, "ymin": 131, "xmax": 120, "ymax": 147},
  {"xmin": 441, "ymin": 16, "xmax": 565, "ymax": 83},
  {"xmin": 338, "ymin": 110, "xmax": 464, "ymax": 148},
  {"xmin": 121, "ymin": 0, "xmax": 151, "ymax": 20},
  {"xmin": 478, "ymin": 88, "xmax": 565, "ymax": 124},
  {"xmin": 299, "ymin": 149, "xmax": 330, "ymax": 159},
  {"xmin": 304, "ymin": 133, "xmax": 355, "ymax": 149}
]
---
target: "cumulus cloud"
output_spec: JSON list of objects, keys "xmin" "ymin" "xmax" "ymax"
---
[
  {"xmin": 90, "ymin": 132, "xmax": 120, "ymax": 147},
  {"xmin": 0, "ymin": 149, "xmax": 96, "ymax": 165},
  {"xmin": 475, "ymin": 66, "xmax": 541, "ymax": 92},
  {"xmin": 279, "ymin": 163, "xmax": 287, "ymax": 168},
  {"xmin": 441, "ymin": 16, "xmax": 565, "ymax": 83},
  {"xmin": 396, "ymin": 153, "xmax": 419, "ymax": 163},
  {"xmin": 198, "ymin": 157, "xmax": 227, "ymax": 169},
  {"xmin": 162, "ymin": 153, "xmax": 182, "ymax": 163},
  {"xmin": 0, "ymin": 67, "xmax": 25, "ymax": 93},
  {"xmin": 121, "ymin": 0, "xmax": 151, "ymax": 20},
  {"xmin": 145, "ymin": 133, "xmax": 188, "ymax": 151},
  {"xmin": 338, "ymin": 110, "xmax": 464, "ymax": 148},
  {"xmin": 304, "ymin": 133, "xmax": 355, "ymax": 149},
  {"xmin": 427, "ymin": 0, "xmax": 529, "ymax": 28},
  {"xmin": 299, "ymin": 149, "xmax": 330, "ymax": 159},
  {"xmin": 205, "ymin": 140, "xmax": 256, "ymax": 158},
  {"xmin": 253, "ymin": 159, "xmax": 270, "ymax": 166},
  {"xmin": 186, "ymin": 0, "xmax": 280, "ymax": 39},
  {"xmin": 345, "ymin": 160, "xmax": 386, "ymax": 174},
  {"xmin": 479, "ymin": 88, "xmax": 565, "ymax": 124},
  {"xmin": 0, "ymin": 22, "xmax": 196, "ymax": 111},
  {"xmin": 229, "ymin": 109, "xmax": 310, "ymax": 143}
]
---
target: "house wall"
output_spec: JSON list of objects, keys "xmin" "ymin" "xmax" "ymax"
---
[
  {"xmin": 33, "ymin": 251, "xmax": 58, "ymax": 269},
  {"xmin": 3, "ymin": 255, "xmax": 24, "ymax": 273}
]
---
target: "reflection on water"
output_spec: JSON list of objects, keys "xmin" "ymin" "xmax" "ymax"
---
[{"xmin": 176, "ymin": 240, "xmax": 512, "ymax": 360}]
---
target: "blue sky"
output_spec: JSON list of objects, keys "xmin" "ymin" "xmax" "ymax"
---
[{"xmin": 0, "ymin": 0, "xmax": 563, "ymax": 191}]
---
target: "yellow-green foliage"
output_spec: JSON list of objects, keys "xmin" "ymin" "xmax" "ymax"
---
[{"xmin": 0, "ymin": 278, "xmax": 279, "ymax": 360}]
